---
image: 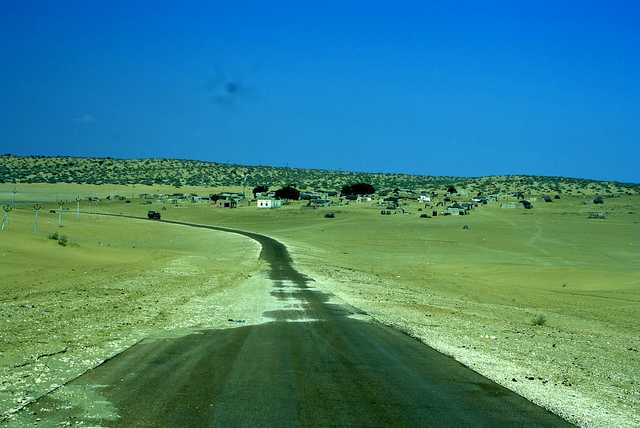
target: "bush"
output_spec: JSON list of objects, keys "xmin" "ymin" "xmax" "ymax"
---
[
  {"xmin": 324, "ymin": 212, "xmax": 335, "ymax": 218},
  {"xmin": 419, "ymin": 213, "xmax": 430, "ymax": 218},
  {"xmin": 531, "ymin": 314, "xmax": 547, "ymax": 326},
  {"xmin": 48, "ymin": 232, "xmax": 59, "ymax": 240},
  {"xmin": 593, "ymin": 196, "xmax": 604, "ymax": 204},
  {"xmin": 520, "ymin": 200, "xmax": 533, "ymax": 209},
  {"xmin": 57, "ymin": 235, "xmax": 68, "ymax": 246}
]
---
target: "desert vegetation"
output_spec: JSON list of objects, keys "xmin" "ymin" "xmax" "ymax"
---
[{"xmin": 1, "ymin": 155, "xmax": 637, "ymax": 196}]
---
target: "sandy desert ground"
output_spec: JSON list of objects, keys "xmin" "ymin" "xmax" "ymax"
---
[{"xmin": 1, "ymin": 184, "xmax": 638, "ymax": 427}]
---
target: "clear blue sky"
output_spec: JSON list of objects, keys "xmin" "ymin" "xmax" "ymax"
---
[{"xmin": 1, "ymin": 1, "xmax": 639, "ymax": 182}]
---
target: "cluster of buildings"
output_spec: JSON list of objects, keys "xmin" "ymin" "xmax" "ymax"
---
[
  {"xmin": 138, "ymin": 191, "xmax": 247, "ymax": 207},
  {"xmin": 135, "ymin": 187, "xmax": 522, "ymax": 217}
]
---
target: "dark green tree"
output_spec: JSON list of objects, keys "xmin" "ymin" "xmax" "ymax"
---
[
  {"xmin": 252, "ymin": 185, "xmax": 269, "ymax": 197},
  {"xmin": 341, "ymin": 183, "xmax": 375, "ymax": 196},
  {"xmin": 275, "ymin": 186, "xmax": 300, "ymax": 200}
]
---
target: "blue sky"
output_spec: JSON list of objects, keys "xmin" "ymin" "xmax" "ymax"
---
[{"xmin": 1, "ymin": 1, "xmax": 639, "ymax": 182}]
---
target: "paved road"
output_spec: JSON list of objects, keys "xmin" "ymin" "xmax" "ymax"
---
[{"xmin": 13, "ymin": 218, "xmax": 573, "ymax": 427}]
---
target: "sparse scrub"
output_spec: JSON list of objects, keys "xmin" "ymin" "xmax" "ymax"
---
[
  {"xmin": 48, "ymin": 231, "xmax": 59, "ymax": 240},
  {"xmin": 531, "ymin": 314, "xmax": 547, "ymax": 326},
  {"xmin": 57, "ymin": 235, "xmax": 68, "ymax": 246},
  {"xmin": 0, "ymin": 155, "xmax": 638, "ymax": 197}
]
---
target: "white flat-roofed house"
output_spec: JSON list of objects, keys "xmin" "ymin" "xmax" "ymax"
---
[
  {"xmin": 257, "ymin": 199, "xmax": 282, "ymax": 209},
  {"xmin": 419, "ymin": 194, "xmax": 431, "ymax": 202}
]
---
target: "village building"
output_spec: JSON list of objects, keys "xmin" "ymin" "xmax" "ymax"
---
[
  {"xmin": 213, "ymin": 192, "xmax": 245, "ymax": 201},
  {"xmin": 300, "ymin": 192, "xmax": 325, "ymax": 201},
  {"xmin": 217, "ymin": 199, "xmax": 237, "ymax": 208},
  {"xmin": 211, "ymin": 191, "xmax": 245, "ymax": 208},
  {"xmin": 190, "ymin": 195, "xmax": 209, "ymax": 202},
  {"xmin": 419, "ymin": 194, "xmax": 431, "ymax": 203},
  {"xmin": 257, "ymin": 199, "xmax": 282, "ymax": 209},
  {"xmin": 472, "ymin": 196, "xmax": 488, "ymax": 204},
  {"xmin": 445, "ymin": 203, "xmax": 468, "ymax": 215}
]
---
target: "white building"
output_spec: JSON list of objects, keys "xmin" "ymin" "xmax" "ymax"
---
[
  {"xmin": 419, "ymin": 195, "xmax": 431, "ymax": 202},
  {"xmin": 257, "ymin": 199, "xmax": 282, "ymax": 209}
]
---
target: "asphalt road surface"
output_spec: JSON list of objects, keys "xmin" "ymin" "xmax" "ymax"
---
[{"xmin": 13, "ymin": 218, "xmax": 573, "ymax": 427}]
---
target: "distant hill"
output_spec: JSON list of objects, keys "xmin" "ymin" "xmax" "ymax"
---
[{"xmin": 0, "ymin": 155, "xmax": 637, "ymax": 196}]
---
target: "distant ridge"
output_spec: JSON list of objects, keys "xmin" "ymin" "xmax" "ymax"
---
[{"xmin": 0, "ymin": 155, "xmax": 637, "ymax": 195}]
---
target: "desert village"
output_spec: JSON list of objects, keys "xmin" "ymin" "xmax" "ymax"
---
[{"xmin": 126, "ymin": 185, "xmax": 609, "ymax": 221}]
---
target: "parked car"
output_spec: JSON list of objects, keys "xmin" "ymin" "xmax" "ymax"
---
[{"xmin": 147, "ymin": 210, "xmax": 161, "ymax": 220}]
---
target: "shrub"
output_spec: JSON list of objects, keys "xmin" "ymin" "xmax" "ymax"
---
[
  {"xmin": 593, "ymin": 196, "xmax": 604, "ymax": 204},
  {"xmin": 419, "ymin": 213, "xmax": 430, "ymax": 218},
  {"xmin": 531, "ymin": 314, "xmax": 547, "ymax": 326},
  {"xmin": 48, "ymin": 232, "xmax": 59, "ymax": 240},
  {"xmin": 57, "ymin": 235, "xmax": 68, "ymax": 246},
  {"xmin": 324, "ymin": 212, "xmax": 335, "ymax": 218}
]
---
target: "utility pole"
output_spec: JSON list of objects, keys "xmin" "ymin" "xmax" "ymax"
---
[
  {"xmin": 33, "ymin": 204, "xmax": 41, "ymax": 233},
  {"xmin": 11, "ymin": 185, "xmax": 17, "ymax": 209},
  {"xmin": 76, "ymin": 196, "xmax": 80, "ymax": 219},
  {"xmin": 1, "ymin": 205, "xmax": 11, "ymax": 231},
  {"xmin": 58, "ymin": 201, "xmax": 64, "ymax": 227},
  {"xmin": 242, "ymin": 174, "xmax": 248, "ymax": 201},
  {"xmin": 91, "ymin": 197, "xmax": 99, "ymax": 219}
]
